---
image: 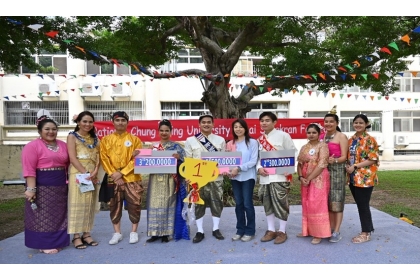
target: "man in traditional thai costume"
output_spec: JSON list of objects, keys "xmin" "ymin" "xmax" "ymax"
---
[
  {"xmin": 256, "ymin": 112, "xmax": 297, "ymax": 244},
  {"xmin": 100, "ymin": 111, "xmax": 143, "ymax": 245},
  {"xmin": 184, "ymin": 114, "xmax": 226, "ymax": 243}
]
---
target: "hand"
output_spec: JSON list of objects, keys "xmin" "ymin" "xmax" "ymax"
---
[
  {"xmin": 229, "ymin": 167, "xmax": 240, "ymax": 178},
  {"xmin": 133, "ymin": 150, "xmax": 140, "ymax": 157},
  {"xmin": 328, "ymin": 154, "xmax": 335, "ymax": 165},
  {"xmin": 24, "ymin": 190, "xmax": 36, "ymax": 201},
  {"xmin": 87, "ymin": 170, "xmax": 98, "ymax": 181},
  {"xmin": 301, "ymin": 178, "xmax": 310, "ymax": 186},
  {"xmin": 258, "ymin": 168, "xmax": 269, "ymax": 177},
  {"xmin": 111, "ymin": 171, "xmax": 123, "ymax": 181},
  {"xmin": 345, "ymin": 165, "xmax": 355, "ymax": 174},
  {"xmin": 114, "ymin": 178, "xmax": 125, "ymax": 186},
  {"xmin": 172, "ymin": 153, "xmax": 180, "ymax": 160}
]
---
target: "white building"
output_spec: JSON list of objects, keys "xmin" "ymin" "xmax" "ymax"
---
[{"xmin": 1, "ymin": 49, "xmax": 420, "ymax": 160}]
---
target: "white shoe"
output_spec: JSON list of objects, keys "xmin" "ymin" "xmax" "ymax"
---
[
  {"xmin": 129, "ymin": 232, "xmax": 139, "ymax": 244},
  {"xmin": 109, "ymin": 233, "xmax": 123, "ymax": 245}
]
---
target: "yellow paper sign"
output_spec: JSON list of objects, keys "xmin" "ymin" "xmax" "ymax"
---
[{"xmin": 179, "ymin": 158, "xmax": 219, "ymax": 204}]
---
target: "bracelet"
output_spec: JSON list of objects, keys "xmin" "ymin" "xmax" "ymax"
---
[
  {"xmin": 353, "ymin": 164, "xmax": 358, "ymax": 170},
  {"xmin": 335, "ymin": 158, "xmax": 338, "ymax": 164},
  {"xmin": 298, "ymin": 175, "xmax": 303, "ymax": 180},
  {"xmin": 26, "ymin": 187, "xmax": 36, "ymax": 193}
]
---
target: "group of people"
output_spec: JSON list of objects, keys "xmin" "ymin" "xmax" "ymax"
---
[
  {"xmin": 21, "ymin": 108, "xmax": 379, "ymax": 254},
  {"xmin": 296, "ymin": 112, "xmax": 379, "ymax": 245}
]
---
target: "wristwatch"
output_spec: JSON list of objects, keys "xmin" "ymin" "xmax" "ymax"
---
[
  {"xmin": 237, "ymin": 166, "xmax": 242, "ymax": 172},
  {"xmin": 298, "ymin": 175, "xmax": 303, "ymax": 180},
  {"xmin": 353, "ymin": 164, "xmax": 358, "ymax": 170}
]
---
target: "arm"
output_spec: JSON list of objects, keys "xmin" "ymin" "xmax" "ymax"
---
[
  {"xmin": 119, "ymin": 136, "xmax": 143, "ymax": 177},
  {"xmin": 184, "ymin": 139, "xmax": 193, "ymax": 158},
  {"xmin": 21, "ymin": 142, "xmax": 38, "ymax": 201},
  {"xmin": 99, "ymin": 137, "xmax": 116, "ymax": 175},
  {"xmin": 338, "ymin": 133, "xmax": 349, "ymax": 164},
  {"xmin": 67, "ymin": 134, "xmax": 88, "ymax": 174}
]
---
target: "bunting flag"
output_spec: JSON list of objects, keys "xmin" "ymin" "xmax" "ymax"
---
[
  {"xmin": 401, "ymin": 34, "xmax": 410, "ymax": 45},
  {"xmin": 330, "ymin": 75, "xmax": 336, "ymax": 80},
  {"xmin": 337, "ymin": 66, "xmax": 347, "ymax": 72},
  {"xmin": 311, "ymin": 74, "xmax": 317, "ymax": 81},
  {"xmin": 355, "ymin": 95, "xmax": 359, "ymax": 100},
  {"xmin": 339, "ymin": 94, "xmax": 344, "ymax": 99},
  {"xmin": 292, "ymin": 89, "xmax": 297, "ymax": 94},
  {"xmin": 25, "ymin": 75, "xmax": 30, "ymax": 79},
  {"xmin": 267, "ymin": 87, "xmax": 272, "ymax": 92},
  {"xmin": 45, "ymin": 30, "xmax": 59, "ymax": 38},
  {"xmin": 347, "ymin": 94, "xmax": 352, "ymax": 98},
  {"xmin": 331, "ymin": 93, "xmax": 336, "ymax": 98},
  {"xmin": 352, "ymin": 60, "xmax": 360, "ymax": 67},
  {"xmin": 20, "ymin": 95, "xmax": 26, "ymax": 98},
  {"xmin": 371, "ymin": 52, "xmax": 380, "ymax": 59},
  {"xmin": 380, "ymin": 47, "xmax": 392, "ymax": 55},
  {"xmin": 331, "ymin": 69, "xmax": 338, "ymax": 74},
  {"xmin": 323, "ymin": 92, "xmax": 328, "ymax": 98},
  {"xmin": 224, "ymin": 74, "xmax": 230, "ymax": 78},
  {"xmin": 340, "ymin": 74, "xmax": 346, "ymax": 80},
  {"xmin": 11, "ymin": 95, "xmax": 17, "ymax": 99},
  {"xmin": 227, "ymin": 83, "xmax": 231, "ymax": 89},
  {"xmin": 407, "ymin": 98, "xmax": 411, "ymax": 103},
  {"xmin": 344, "ymin": 64, "xmax": 353, "ymax": 71},
  {"xmin": 400, "ymin": 98, "xmax": 405, "ymax": 102},
  {"xmin": 316, "ymin": 92, "xmax": 320, "ymax": 97},
  {"xmin": 318, "ymin": 73, "xmax": 326, "ymax": 80},
  {"xmin": 4, "ymin": 96, "xmax": 9, "ymax": 100},
  {"xmin": 385, "ymin": 96, "xmax": 389, "ymax": 100},
  {"xmin": 388, "ymin": 42, "xmax": 399, "ymax": 51},
  {"xmin": 413, "ymin": 26, "xmax": 420, "ymax": 33},
  {"xmin": 411, "ymin": 72, "xmax": 418, "ymax": 77},
  {"xmin": 370, "ymin": 96, "xmax": 374, "ymax": 101},
  {"xmin": 75, "ymin": 46, "xmax": 86, "ymax": 54},
  {"xmin": 372, "ymin": 73, "xmax": 380, "ymax": 79},
  {"xmin": 37, "ymin": 74, "xmax": 43, "ymax": 79},
  {"xmin": 63, "ymin": 39, "xmax": 73, "ymax": 44},
  {"xmin": 415, "ymin": 99, "xmax": 418, "ymax": 104},
  {"xmin": 59, "ymin": 74, "xmax": 66, "ymax": 78},
  {"xmin": 378, "ymin": 96, "xmax": 382, "ymax": 100},
  {"xmin": 126, "ymin": 82, "xmax": 130, "ymax": 86},
  {"xmin": 350, "ymin": 74, "xmax": 357, "ymax": 80},
  {"xmin": 28, "ymin": 24, "xmax": 43, "ymax": 31},
  {"xmin": 362, "ymin": 95, "xmax": 366, "ymax": 99}
]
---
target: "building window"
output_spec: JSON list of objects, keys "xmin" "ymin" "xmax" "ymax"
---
[
  {"xmin": 86, "ymin": 61, "xmax": 116, "ymax": 75},
  {"xmin": 4, "ymin": 101, "xmax": 68, "ymax": 125},
  {"xmin": 340, "ymin": 111, "xmax": 382, "ymax": 132},
  {"xmin": 21, "ymin": 54, "xmax": 67, "ymax": 74},
  {"xmin": 393, "ymin": 110, "xmax": 420, "ymax": 132},
  {"xmin": 246, "ymin": 102, "xmax": 289, "ymax": 119},
  {"xmin": 161, "ymin": 102, "xmax": 209, "ymax": 119},
  {"xmin": 84, "ymin": 101, "xmax": 143, "ymax": 121},
  {"xmin": 395, "ymin": 72, "xmax": 412, "ymax": 92},
  {"xmin": 176, "ymin": 49, "xmax": 203, "ymax": 64}
]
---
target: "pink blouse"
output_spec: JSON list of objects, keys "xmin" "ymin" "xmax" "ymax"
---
[
  {"xmin": 320, "ymin": 133, "xmax": 341, "ymax": 158},
  {"xmin": 21, "ymin": 138, "xmax": 69, "ymax": 177}
]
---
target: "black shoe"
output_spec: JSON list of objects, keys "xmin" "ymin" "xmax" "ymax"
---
[
  {"xmin": 212, "ymin": 229, "xmax": 225, "ymax": 240},
  {"xmin": 161, "ymin": 236, "xmax": 169, "ymax": 243},
  {"xmin": 146, "ymin": 236, "xmax": 161, "ymax": 243},
  {"xmin": 193, "ymin": 232, "xmax": 205, "ymax": 243}
]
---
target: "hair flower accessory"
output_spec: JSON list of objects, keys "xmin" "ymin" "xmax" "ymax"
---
[{"xmin": 310, "ymin": 122, "xmax": 324, "ymax": 130}]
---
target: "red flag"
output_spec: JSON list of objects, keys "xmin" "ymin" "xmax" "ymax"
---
[
  {"xmin": 45, "ymin": 30, "xmax": 59, "ymax": 38},
  {"xmin": 337, "ymin": 66, "xmax": 347, "ymax": 72},
  {"xmin": 20, "ymin": 94, "xmax": 26, "ymax": 98},
  {"xmin": 385, "ymin": 96, "xmax": 389, "ymax": 100},
  {"xmin": 380, "ymin": 47, "xmax": 392, "ymax": 55},
  {"xmin": 372, "ymin": 73, "xmax": 380, "ymax": 79},
  {"xmin": 111, "ymin": 59, "xmax": 120, "ymax": 67},
  {"xmin": 347, "ymin": 94, "xmax": 352, "ymax": 98},
  {"xmin": 227, "ymin": 83, "xmax": 231, "ymax": 88}
]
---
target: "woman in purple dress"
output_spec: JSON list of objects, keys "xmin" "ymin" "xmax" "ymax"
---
[{"xmin": 21, "ymin": 115, "xmax": 70, "ymax": 254}]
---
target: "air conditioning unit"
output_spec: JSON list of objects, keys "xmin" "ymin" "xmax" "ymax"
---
[
  {"xmin": 110, "ymin": 83, "xmax": 131, "ymax": 98},
  {"xmin": 79, "ymin": 82, "xmax": 101, "ymax": 97},
  {"xmin": 38, "ymin": 80, "xmax": 58, "ymax": 97},
  {"xmin": 394, "ymin": 134, "xmax": 409, "ymax": 146}
]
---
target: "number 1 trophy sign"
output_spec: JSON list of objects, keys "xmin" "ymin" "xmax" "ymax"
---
[
  {"xmin": 179, "ymin": 158, "xmax": 219, "ymax": 205},
  {"xmin": 259, "ymin": 149, "xmax": 296, "ymax": 175}
]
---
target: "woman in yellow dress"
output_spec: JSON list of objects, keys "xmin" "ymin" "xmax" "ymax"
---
[{"xmin": 67, "ymin": 111, "xmax": 101, "ymax": 249}]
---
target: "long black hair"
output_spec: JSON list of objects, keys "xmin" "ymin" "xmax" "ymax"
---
[
  {"xmin": 353, "ymin": 114, "xmax": 372, "ymax": 129},
  {"xmin": 74, "ymin": 111, "xmax": 97, "ymax": 138},
  {"xmin": 232, "ymin": 118, "xmax": 252, "ymax": 147},
  {"xmin": 324, "ymin": 113, "xmax": 342, "ymax": 132}
]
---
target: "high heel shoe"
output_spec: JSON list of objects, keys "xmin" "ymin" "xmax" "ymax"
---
[{"xmin": 146, "ymin": 236, "xmax": 161, "ymax": 243}]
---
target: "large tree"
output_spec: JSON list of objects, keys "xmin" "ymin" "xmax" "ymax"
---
[{"xmin": 2, "ymin": 16, "xmax": 420, "ymax": 118}]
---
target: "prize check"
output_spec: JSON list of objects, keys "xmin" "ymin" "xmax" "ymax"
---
[
  {"xmin": 134, "ymin": 150, "xmax": 177, "ymax": 174},
  {"xmin": 259, "ymin": 149, "xmax": 295, "ymax": 174}
]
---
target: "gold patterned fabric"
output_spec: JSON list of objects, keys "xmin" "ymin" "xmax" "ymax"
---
[
  {"xmin": 68, "ymin": 133, "xmax": 100, "ymax": 234},
  {"xmin": 99, "ymin": 132, "xmax": 142, "ymax": 182}
]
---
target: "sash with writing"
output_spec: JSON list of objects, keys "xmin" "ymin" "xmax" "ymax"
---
[
  {"xmin": 195, "ymin": 132, "xmax": 219, "ymax": 152},
  {"xmin": 153, "ymin": 143, "xmax": 179, "ymax": 191},
  {"xmin": 258, "ymin": 134, "xmax": 292, "ymax": 181}
]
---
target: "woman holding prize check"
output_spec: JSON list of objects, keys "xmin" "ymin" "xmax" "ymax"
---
[
  {"xmin": 67, "ymin": 111, "xmax": 101, "ymax": 249},
  {"xmin": 225, "ymin": 119, "xmax": 259, "ymax": 242},
  {"xmin": 142, "ymin": 119, "xmax": 189, "ymax": 243}
]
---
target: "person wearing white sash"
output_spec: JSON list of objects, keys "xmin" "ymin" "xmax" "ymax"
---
[
  {"xmin": 184, "ymin": 114, "xmax": 226, "ymax": 243},
  {"xmin": 256, "ymin": 112, "xmax": 297, "ymax": 245}
]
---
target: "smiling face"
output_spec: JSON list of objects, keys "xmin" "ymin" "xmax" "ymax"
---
[
  {"xmin": 259, "ymin": 115, "xmax": 276, "ymax": 133},
  {"xmin": 113, "ymin": 117, "xmax": 128, "ymax": 133},
  {"xmin": 324, "ymin": 116, "xmax": 338, "ymax": 133},
  {"xmin": 77, "ymin": 115, "xmax": 94, "ymax": 135},
  {"xmin": 159, "ymin": 125, "xmax": 171, "ymax": 141},
  {"xmin": 233, "ymin": 122, "xmax": 245, "ymax": 138},
  {"xmin": 353, "ymin": 117, "xmax": 368, "ymax": 134},
  {"xmin": 39, "ymin": 122, "xmax": 58, "ymax": 144},
  {"xmin": 199, "ymin": 117, "xmax": 214, "ymax": 135}
]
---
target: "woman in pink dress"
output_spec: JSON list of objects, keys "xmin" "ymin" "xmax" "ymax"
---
[
  {"xmin": 21, "ymin": 115, "xmax": 70, "ymax": 254},
  {"xmin": 296, "ymin": 123, "xmax": 331, "ymax": 245}
]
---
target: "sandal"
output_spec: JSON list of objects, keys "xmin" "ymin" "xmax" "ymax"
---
[
  {"xmin": 311, "ymin": 237, "xmax": 322, "ymax": 245},
  {"xmin": 82, "ymin": 235, "xmax": 98, "ymax": 246},
  {"xmin": 352, "ymin": 233, "xmax": 371, "ymax": 244},
  {"xmin": 39, "ymin": 249, "xmax": 59, "ymax": 254},
  {"xmin": 72, "ymin": 236, "xmax": 87, "ymax": 249}
]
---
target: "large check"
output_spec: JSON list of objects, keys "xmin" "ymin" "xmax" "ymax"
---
[
  {"xmin": 201, "ymin": 151, "xmax": 242, "ymax": 172},
  {"xmin": 259, "ymin": 150, "xmax": 295, "ymax": 174},
  {"xmin": 134, "ymin": 150, "xmax": 177, "ymax": 174}
]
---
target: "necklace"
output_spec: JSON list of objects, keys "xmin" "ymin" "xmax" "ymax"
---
[
  {"xmin": 71, "ymin": 131, "xmax": 98, "ymax": 149},
  {"xmin": 324, "ymin": 133, "xmax": 335, "ymax": 143},
  {"xmin": 41, "ymin": 138, "xmax": 59, "ymax": 152}
]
